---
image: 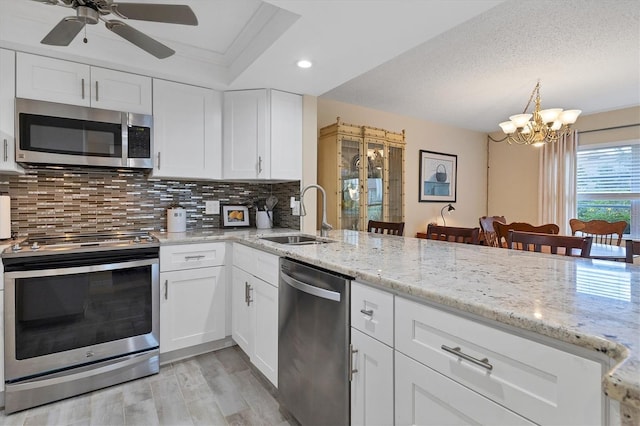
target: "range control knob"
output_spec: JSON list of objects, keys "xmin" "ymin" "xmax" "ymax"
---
[
  {"xmin": 12, "ymin": 243, "xmax": 21, "ymax": 252},
  {"xmin": 133, "ymin": 236, "xmax": 141, "ymax": 243},
  {"xmin": 31, "ymin": 242, "xmax": 40, "ymax": 250}
]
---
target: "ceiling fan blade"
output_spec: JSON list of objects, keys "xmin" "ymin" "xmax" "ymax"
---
[
  {"xmin": 105, "ymin": 20, "xmax": 175, "ymax": 59},
  {"xmin": 110, "ymin": 3, "xmax": 198, "ymax": 25},
  {"xmin": 41, "ymin": 18, "xmax": 85, "ymax": 46}
]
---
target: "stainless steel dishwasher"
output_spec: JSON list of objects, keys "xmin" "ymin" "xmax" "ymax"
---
[{"xmin": 278, "ymin": 257, "xmax": 352, "ymax": 426}]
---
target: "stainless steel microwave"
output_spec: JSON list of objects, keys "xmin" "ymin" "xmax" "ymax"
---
[{"xmin": 15, "ymin": 98, "xmax": 153, "ymax": 169}]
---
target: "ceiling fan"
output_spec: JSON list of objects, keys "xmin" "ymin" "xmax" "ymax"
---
[{"xmin": 32, "ymin": 0, "xmax": 198, "ymax": 59}]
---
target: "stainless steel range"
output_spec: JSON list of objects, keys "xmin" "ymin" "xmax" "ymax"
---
[{"xmin": 2, "ymin": 232, "xmax": 160, "ymax": 413}]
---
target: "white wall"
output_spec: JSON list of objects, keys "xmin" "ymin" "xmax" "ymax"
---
[{"xmin": 317, "ymin": 98, "xmax": 488, "ymax": 237}]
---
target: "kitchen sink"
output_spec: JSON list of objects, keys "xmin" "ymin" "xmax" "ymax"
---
[{"xmin": 259, "ymin": 235, "xmax": 332, "ymax": 245}]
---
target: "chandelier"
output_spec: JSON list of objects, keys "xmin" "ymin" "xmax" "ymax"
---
[{"xmin": 498, "ymin": 81, "xmax": 581, "ymax": 147}]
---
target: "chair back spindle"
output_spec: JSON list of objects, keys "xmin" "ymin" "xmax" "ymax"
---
[
  {"xmin": 507, "ymin": 231, "xmax": 593, "ymax": 257},
  {"xmin": 425, "ymin": 224, "xmax": 480, "ymax": 245},
  {"xmin": 367, "ymin": 220, "xmax": 405, "ymax": 236},
  {"xmin": 569, "ymin": 219, "xmax": 627, "ymax": 246},
  {"xmin": 494, "ymin": 221, "xmax": 559, "ymax": 249}
]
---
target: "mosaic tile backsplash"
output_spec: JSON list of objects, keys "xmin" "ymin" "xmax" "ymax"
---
[{"xmin": 0, "ymin": 167, "xmax": 301, "ymax": 238}]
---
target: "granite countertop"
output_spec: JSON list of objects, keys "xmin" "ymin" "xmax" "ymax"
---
[{"xmin": 154, "ymin": 228, "xmax": 640, "ymax": 415}]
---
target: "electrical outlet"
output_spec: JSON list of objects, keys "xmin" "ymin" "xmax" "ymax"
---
[
  {"xmin": 205, "ymin": 200, "xmax": 220, "ymax": 214},
  {"xmin": 291, "ymin": 200, "xmax": 300, "ymax": 216}
]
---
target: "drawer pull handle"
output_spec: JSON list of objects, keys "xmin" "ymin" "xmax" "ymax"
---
[
  {"xmin": 349, "ymin": 344, "xmax": 358, "ymax": 381},
  {"xmin": 360, "ymin": 308, "xmax": 373, "ymax": 317},
  {"xmin": 164, "ymin": 279, "xmax": 168, "ymax": 300},
  {"xmin": 184, "ymin": 255, "xmax": 205, "ymax": 261},
  {"xmin": 441, "ymin": 345, "xmax": 493, "ymax": 371}
]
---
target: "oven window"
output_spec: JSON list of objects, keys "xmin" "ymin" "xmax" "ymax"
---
[
  {"xmin": 15, "ymin": 266, "xmax": 152, "ymax": 360},
  {"xmin": 20, "ymin": 114, "xmax": 122, "ymax": 157}
]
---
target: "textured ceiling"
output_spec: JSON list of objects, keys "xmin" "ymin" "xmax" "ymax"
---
[{"xmin": 322, "ymin": 0, "xmax": 640, "ymax": 132}]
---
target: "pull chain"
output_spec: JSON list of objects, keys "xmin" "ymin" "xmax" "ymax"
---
[{"xmin": 83, "ymin": 25, "xmax": 88, "ymax": 44}]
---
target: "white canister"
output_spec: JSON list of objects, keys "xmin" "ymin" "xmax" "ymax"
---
[
  {"xmin": 256, "ymin": 211, "xmax": 273, "ymax": 229},
  {"xmin": 167, "ymin": 206, "xmax": 187, "ymax": 233}
]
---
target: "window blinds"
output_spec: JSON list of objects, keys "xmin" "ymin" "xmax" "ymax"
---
[{"xmin": 576, "ymin": 142, "xmax": 640, "ymax": 200}]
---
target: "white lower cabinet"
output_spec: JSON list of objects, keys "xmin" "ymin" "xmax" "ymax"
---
[
  {"xmin": 395, "ymin": 297, "xmax": 603, "ymax": 425},
  {"xmin": 251, "ymin": 277, "xmax": 278, "ymax": 383},
  {"xmin": 160, "ymin": 266, "xmax": 225, "ymax": 353},
  {"xmin": 351, "ymin": 328, "xmax": 393, "ymax": 426},
  {"xmin": 231, "ymin": 266, "xmax": 253, "ymax": 355},
  {"xmin": 231, "ymin": 244, "xmax": 279, "ymax": 386},
  {"xmin": 0, "ymin": 290, "xmax": 4, "ymax": 391},
  {"xmin": 349, "ymin": 282, "xmax": 605, "ymax": 426},
  {"xmin": 395, "ymin": 351, "xmax": 534, "ymax": 426},
  {"xmin": 159, "ymin": 243, "xmax": 226, "ymax": 353}
]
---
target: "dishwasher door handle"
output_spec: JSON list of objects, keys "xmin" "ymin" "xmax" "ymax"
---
[{"xmin": 281, "ymin": 272, "xmax": 341, "ymax": 302}]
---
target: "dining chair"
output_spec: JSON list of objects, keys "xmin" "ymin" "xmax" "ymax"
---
[
  {"xmin": 424, "ymin": 224, "xmax": 480, "ymax": 244},
  {"xmin": 367, "ymin": 220, "xmax": 405, "ymax": 236},
  {"xmin": 494, "ymin": 221, "xmax": 560, "ymax": 249},
  {"xmin": 569, "ymin": 219, "xmax": 627, "ymax": 246},
  {"xmin": 507, "ymin": 231, "xmax": 593, "ymax": 257},
  {"xmin": 478, "ymin": 216, "xmax": 506, "ymax": 248},
  {"xmin": 626, "ymin": 239, "xmax": 640, "ymax": 264}
]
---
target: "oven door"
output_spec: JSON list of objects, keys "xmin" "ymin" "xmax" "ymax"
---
[{"xmin": 4, "ymin": 257, "xmax": 159, "ymax": 382}]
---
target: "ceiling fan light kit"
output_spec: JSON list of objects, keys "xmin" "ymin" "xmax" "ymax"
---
[
  {"xmin": 35, "ymin": 0, "xmax": 198, "ymax": 59},
  {"xmin": 498, "ymin": 80, "xmax": 581, "ymax": 147}
]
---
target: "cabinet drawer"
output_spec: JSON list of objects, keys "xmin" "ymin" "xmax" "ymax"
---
[
  {"xmin": 233, "ymin": 243, "xmax": 255, "ymax": 273},
  {"xmin": 395, "ymin": 351, "xmax": 534, "ymax": 426},
  {"xmin": 395, "ymin": 297, "xmax": 603, "ymax": 425},
  {"xmin": 254, "ymin": 250, "xmax": 279, "ymax": 287},
  {"xmin": 160, "ymin": 242, "xmax": 225, "ymax": 271},
  {"xmin": 233, "ymin": 243, "xmax": 279, "ymax": 287},
  {"xmin": 351, "ymin": 282, "xmax": 393, "ymax": 346}
]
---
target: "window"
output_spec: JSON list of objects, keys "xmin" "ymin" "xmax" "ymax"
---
[{"xmin": 576, "ymin": 141, "xmax": 640, "ymax": 237}]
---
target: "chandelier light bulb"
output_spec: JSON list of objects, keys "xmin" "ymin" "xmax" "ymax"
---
[
  {"xmin": 509, "ymin": 113, "xmax": 532, "ymax": 128},
  {"xmin": 538, "ymin": 108, "xmax": 562, "ymax": 124},
  {"xmin": 499, "ymin": 121, "xmax": 517, "ymax": 134},
  {"xmin": 559, "ymin": 109, "xmax": 582, "ymax": 124}
]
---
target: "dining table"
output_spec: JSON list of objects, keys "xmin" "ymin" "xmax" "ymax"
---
[{"xmin": 588, "ymin": 242, "xmax": 628, "ymax": 261}]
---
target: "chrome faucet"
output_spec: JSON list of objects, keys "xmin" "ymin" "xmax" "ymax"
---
[{"xmin": 300, "ymin": 184, "xmax": 333, "ymax": 237}]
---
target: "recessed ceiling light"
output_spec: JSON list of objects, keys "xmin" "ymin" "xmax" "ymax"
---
[{"xmin": 297, "ymin": 59, "xmax": 312, "ymax": 69}]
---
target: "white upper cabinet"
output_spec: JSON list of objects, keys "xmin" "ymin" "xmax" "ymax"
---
[
  {"xmin": 223, "ymin": 89, "xmax": 301, "ymax": 180},
  {"xmin": 151, "ymin": 79, "xmax": 222, "ymax": 180},
  {"xmin": 0, "ymin": 49, "xmax": 23, "ymax": 174},
  {"xmin": 16, "ymin": 53, "xmax": 151, "ymax": 114}
]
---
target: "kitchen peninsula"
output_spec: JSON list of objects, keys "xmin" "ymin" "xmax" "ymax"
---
[{"xmin": 157, "ymin": 228, "xmax": 640, "ymax": 425}]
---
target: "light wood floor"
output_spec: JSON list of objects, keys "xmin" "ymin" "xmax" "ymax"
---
[{"xmin": 0, "ymin": 346, "xmax": 296, "ymax": 426}]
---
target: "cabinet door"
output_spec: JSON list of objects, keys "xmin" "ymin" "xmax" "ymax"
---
[
  {"xmin": 90, "ymin": 67, "xmax": 151, "ymax": 114},
  {"xmin": 395, "ymin": 351, "xmax": 535, "ymax": 426},
  {"xmin": 0, "ymin": 290, "xmax": 4, "ymax": 390},
  {"xmin": 16, "ymin": 53, "xmax": 90, "ymax": 107},
  {"xmin": 160, "ymin": 266, "xmax": 225, "ymax": 353},
  {"xmin": 231, "ymin": 266, "xmax": 253, "ymax": 356},
  {"xmin": 252, "ymin": 278, "xmax": 278, "ymax": 387},
  {"xmin": 0, "ymin": 49, "xmax": 22, "ymax": 174},
  {"xmin": 153, "ymin": 79, "xmax": 222, "ymax": 179},
  {"xmin": 223, "ymin": 89, "xmax": 266, "ymax": 179},
  {"xmin": 270, "ymin": 90, "xmax": 302, "ymax": 180},
  {"xmin": 351, "ymin": 328, "xmax": 393, "ymax": 426}
]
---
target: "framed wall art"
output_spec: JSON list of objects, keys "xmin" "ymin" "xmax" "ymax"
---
[
  {"xmin": 221, "ymin": 205, "xmax": 250, "ymax": 227},
  {"xmin": 419, "ymin": 150, "xmax": 457, "ymax": 202}
]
